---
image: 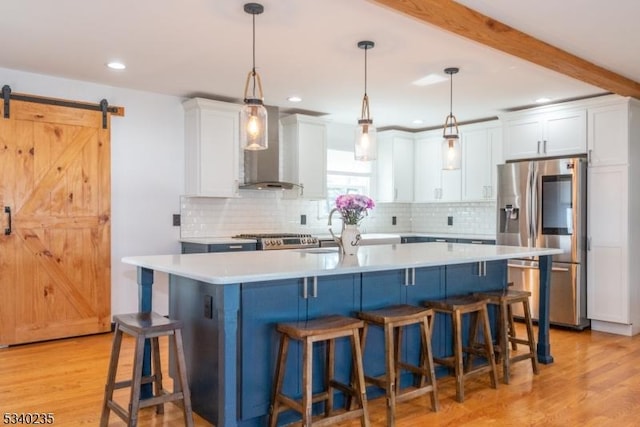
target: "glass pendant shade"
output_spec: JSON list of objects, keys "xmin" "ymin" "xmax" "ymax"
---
[
  {"xmin": 241, "ymin": 99, "xmax": 268, "ymax": 150},
  {"xmin": 355, "ymin": 118, "xmax": 377, "ymax": 161},
  {"xmin": 442, "ymin": 135, "xmax": 462, "ymax": 170}
]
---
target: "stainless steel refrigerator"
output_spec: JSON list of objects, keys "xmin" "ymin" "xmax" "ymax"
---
[{"xmin": 496, "ymin": 156, "xmax": 589, "ymax": 329}]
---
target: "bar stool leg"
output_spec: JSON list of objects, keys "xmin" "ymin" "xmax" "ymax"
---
[
  {"xmin": 172, "ymin": 330, "xmax": 194, "ymax": 427},
  {"xmin": 452, "ymin": 310, "xmax": 465, "ymax": 403},
  {"xmin": 507, "ymin": 304, "xmax": 518, "ymax": 351},
  {"xmin": 384, "ymin": 323, "xmax": 397, "ymax": 427},
  {"xmin": 523, "ymin": 299, "xmax": 540, "ymax": 375},
  {"xmin": 150, "ymin": 337, "xmax": 165, "ymax": 414},
  {"xmin": 480, "ymin": 306, "xmax": 498, "ymax": 389},
  {"xmin": 350, "ymin": 328, "xmax": 370, "ymax": 427},
  {"xmin": 302, "ymin": 338, "xmax": 313, "ymax": 427},
  {"xmin": 100, "ymin": 326, "xmax": 123, "ymax": 427},
  {"xmin": 129, "ymin": 334, "xmax": 147, "ymax": 427},
  {"xmin": 268, "ymin": 335, "xmax": 289, "ymax": 427},
  {"xmin": 420, "ymin": 316, "xmax": 439, "ymax": 412},
  {"xmin": 326, "ymin": 337, "xmax": 335, "ymax": 417},
  {"xmin": 499, "ymin": 301, "xmax": 512, "ymax": 384}
]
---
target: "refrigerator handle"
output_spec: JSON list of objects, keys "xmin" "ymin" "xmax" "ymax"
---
[
  {"xmin": 531, "ymin": 164, "xmax": 539, "ymax": 244},
  {"xmin": 526, "ymin": 163, "xmax": 534, "ymax": 246}
]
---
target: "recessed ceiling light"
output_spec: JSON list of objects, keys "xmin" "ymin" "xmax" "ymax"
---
[
  {"xmin": 287, "ymin": 96, "xmax": 302, "ymax": 103},
  {"xmin": 412, "ymin": 73, "xmax": 447, "ymax": 87},
  {"xmin": 535, "ymin": 97, "xmax": 551, "ymax": 103},
  {"xmin": 412, "ymin": 119, "xmax": 424, "ymax": 125},
  {"xmin": 106, "ymin": 62, "xmax": 126, "ymax": 70}
]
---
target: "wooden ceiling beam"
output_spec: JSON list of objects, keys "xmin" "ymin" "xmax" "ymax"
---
[{"xmin": 371, "ymin": 0, "xmax": 640, "ymax": 98}]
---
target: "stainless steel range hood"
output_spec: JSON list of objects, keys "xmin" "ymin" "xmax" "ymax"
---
[{"xmin": 240, "ymin": 106, "xmax": 300, "ymax": 191}]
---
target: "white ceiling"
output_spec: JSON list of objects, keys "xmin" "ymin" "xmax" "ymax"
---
[{"xmin": 1, "ymin": 0, "xmax": 636, "ymax": 130}]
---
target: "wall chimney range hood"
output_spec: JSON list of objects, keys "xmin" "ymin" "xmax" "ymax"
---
[{"xmin": 240, "ymin": 106, "xmax": 301, "ymax": 191}]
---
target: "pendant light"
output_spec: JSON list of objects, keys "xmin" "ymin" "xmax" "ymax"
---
[
  {"xmin": 442, "ymin": 67, "xmax": 461, "ymax": 170},
  {"xmin": 355, "ymin": 40, "xmax": 377, "ymax": 161},
  {"xmin": 241, "ymin": 3, "xmax": 268, "ymax": 151}
]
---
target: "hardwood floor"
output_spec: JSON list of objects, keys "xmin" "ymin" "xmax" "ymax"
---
[{"xmin": 1, "ymin": 326, "xmax": 639, "ymax": 426}]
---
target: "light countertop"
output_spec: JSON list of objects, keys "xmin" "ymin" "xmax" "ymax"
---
[{"xmin": 123, "ymin": 242, "xmax": 561, "ymax": 285}]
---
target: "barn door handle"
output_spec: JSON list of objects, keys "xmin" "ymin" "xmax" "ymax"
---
[{"xmin": 4, "ymin": 206, "xmax": 11, "ymax": 235}]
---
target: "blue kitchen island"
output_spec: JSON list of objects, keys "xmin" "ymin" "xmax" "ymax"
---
[{"xmin": 123, "ymin": 242, "xmax": 561, "ymax": 427}]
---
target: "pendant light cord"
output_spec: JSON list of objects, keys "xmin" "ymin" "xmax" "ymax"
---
[
  {"xmin": 448, "ymin": 71, "xmax": 453, "ymax": 132},
  {"xmin": 251, "ymin": 13, "xmax": 257, "ymax": 98},
  {"xmin": 364, "ymin": 45, "xmax": 368, "ymax": 97}
]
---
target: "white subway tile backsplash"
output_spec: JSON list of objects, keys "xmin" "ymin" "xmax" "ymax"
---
[{"xmin": 180, "ymin": 194, "xmax": 496, "ymax": 238}]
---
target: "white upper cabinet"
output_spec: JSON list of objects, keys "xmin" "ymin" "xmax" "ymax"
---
[
  {"xmin": 413, "ymin": 130, "xmax": 461, "ymax": 203},
  {"xmin": 376, "ymin": 130, "xmax": 414, "ymax": 202},
  {"xmin": 503, "ymin": 108, "xmax": 586, "ymax": 160},
  {"xmin": 461, "ymin": 121, "xmax": 503, "ymax": 201},
  {"xmin": 588, "ymin": 101, "xmax": 629, "ymax": 166},
  {"xmin": 183, "ymin": 98, "xmax": 240, "ymax": 197},
  {"xmin": 281, "ymin": 114, "xmax": 327, "ymax": 199}
]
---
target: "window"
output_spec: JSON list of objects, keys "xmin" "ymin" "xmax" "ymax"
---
[{"xmin": 323, "ymin": 149, "xmax": 373, "ymax": 215}]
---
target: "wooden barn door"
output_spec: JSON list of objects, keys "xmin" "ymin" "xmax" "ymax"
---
[{"xmin": 0, "ymin": 94, "xmax": 117, "ymax": 345}]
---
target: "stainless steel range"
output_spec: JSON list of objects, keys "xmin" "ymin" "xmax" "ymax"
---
[{"xmin": 234, "ymin": 233, "xmax": 319, "ymax": 250}]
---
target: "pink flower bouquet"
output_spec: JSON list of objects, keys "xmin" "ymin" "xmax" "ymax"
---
[{"xmin": 335, "ymin": 194, "xmax": 375, "ymax": 225}]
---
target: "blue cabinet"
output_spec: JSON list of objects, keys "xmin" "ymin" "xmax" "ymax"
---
[
  {"xmin": 240, "ymin": 274, "xmax": 360, "ymax": 422},
  {"xmin": 360, "ymin": 266, "xmax": 446, "ymax": 390}
]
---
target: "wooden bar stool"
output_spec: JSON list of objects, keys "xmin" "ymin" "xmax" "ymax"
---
[
  {"xmin": 100, "ymin": 312, "xmax": 194, "ymax": 427},
  {"xmin": 423, "ymin": 295, "xmax": 498, "ymax": 403},
  {"xmin": 357, "ymin": 304, "xmax": 439, "ymax": 427},
  {"xmin": 473, "ymin": 289, "xmax": 539, "ymax": 384},
  {"xmin": 269, "ymin": 315, "xmax": 370, "ymax": 427}
]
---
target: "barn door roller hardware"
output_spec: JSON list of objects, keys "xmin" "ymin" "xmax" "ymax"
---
[{"xmin": 1, "ymin": 85, "xmax": 124, "ymax": 129}]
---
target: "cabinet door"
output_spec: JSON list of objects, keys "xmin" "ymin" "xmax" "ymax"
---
[
  {"xmin": 588, "ymin": 103, "xmax": 629, "ymax": 166},
  {"xmin": 393, "ymin": 137, "xmax": 415, "ymax": 202},
  {"xmin": 306, "ymin": 274, "xmax": 361, "ymax": 393},
  {"xmin": 462, "ymin": 128, "xmax": 491, "ymax": 200},
  {"xmin": 504, "ymin": 116, "xmax": 542, "ymax": 160},
  {"xmin": 543, "ymin": 109, "xmax": 587, "ymax": 157},
  {"xmin": 587, "ymin": 166, "xmax": 629, "ymax": 323},
  {"xmin": 183, "ymin": 98, "xmax": 240, "ymax": 197},
  {"xmin": 240, "ymin": 279, "xmax": 303, "ymax": 419},
  {"xmin": 297, "ymin": 121, "xmax": 327, "ymax": 199},
  {"xmin": 282, "ymin": 115, "xmax": 328, "ymax": 199},
  {"xmin": 414, "ymin": 135, "xmax": 442, "ymax": 202}
]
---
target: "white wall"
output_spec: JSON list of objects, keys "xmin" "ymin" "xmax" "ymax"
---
[{"xmin": 1, "ymin": 67, "xmax": 184, "ymax": 316}]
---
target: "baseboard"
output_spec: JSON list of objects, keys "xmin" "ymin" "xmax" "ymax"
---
[{"xmin": 590, "ymin": 320, "xmax": 637, "ymax": 336}]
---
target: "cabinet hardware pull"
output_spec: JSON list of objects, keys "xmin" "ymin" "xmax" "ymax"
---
[
  {"xmin": 537, "ymin": 140, "xmax": 541, "ymax": 154},
  {"xmin": 302, "ymin": 277, "xmax": 308, "ymax": 299},
  {"xmin": 411, "ymin": 268, "xmax": 416, "ymax": 286},
  {"xmin": 471, "ymin": 241, "xmax": 483, "ymax": 244},
  {"xmin": 228, "ymin": 245, "xmax": 243, "ymax": 249},
  {"xmin": 587, "ymin": 237, "xmax": 591, "ymax": 251},
  {"xmin": 588, "ymin": 149, "xmax": 592, "ymax": 165},
  {"xmin": 312, "ymin": 276, "xmax": 318, "ymax": 298},
  {"xmin": 543, "ymin": 140, "xmax": 547, "ymax": 153},
  {"xmin": 404, "ymin": 268, "xmax": 409, "ymax": 286},
  {"xmin": 4, "ymin": 206, "xmax": 10, "ymax": 235}
]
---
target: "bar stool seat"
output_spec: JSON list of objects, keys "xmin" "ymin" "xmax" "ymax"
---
[
  {"xmin": 423, "ymin": 295, "xmax": 498, "ymax": 403},
  {"xmin": 100, "ymin": 312, "xmax": 193, "ymax": 427},
  {"xmin": 357, "ymin": 304, "xmax": 439, "ymax": 427},
  {"xmin": 473, "ymin": 289, "xmax": 539, "ymax": 384},
  {"xmin": 269, "ymin": 315, "xmax": 370, "ymax": 427}
]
